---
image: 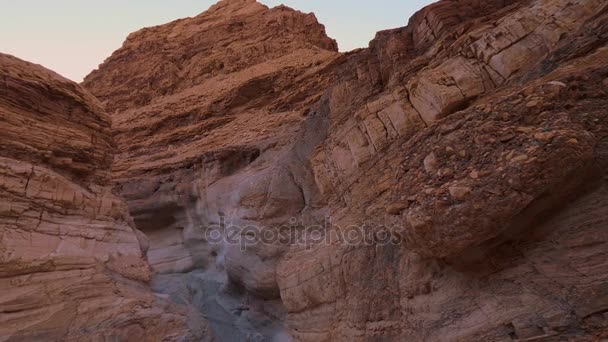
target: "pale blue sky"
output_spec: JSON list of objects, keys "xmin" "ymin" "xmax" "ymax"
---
[{"xmin": 0, "ymin": 0, "xmax": 434, "ymax": 81}]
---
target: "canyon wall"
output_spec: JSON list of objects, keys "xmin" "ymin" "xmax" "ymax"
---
[
  {"xmin": 0, "ymin": 54, "xmax": 214, "ymax": 341},
  {"xmin": 278, "ymin": 0, "xmax": 608, "ymax": 339},
  {"xmin": 83, "ymin": 0, "xmax": 340, "ymax": 339},
  {"xmin": 0, "ymin": 0, "xmax": 604, "ymax": 340}
]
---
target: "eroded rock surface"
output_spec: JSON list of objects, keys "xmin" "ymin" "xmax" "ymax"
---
[
  {"xmin": 0, "ymin": 54, "xmax": 214, "ymax": 341},
  {"xmin": 79, "ymin": 0, "xmax": 608, "ymax": 341},
  {"xmin": 83, "ymin": 0, "xmax": 339, "ymax": 339},
  {"xmin": 279, "ymin": 0, "xmax": 608, "ymax": 340}
]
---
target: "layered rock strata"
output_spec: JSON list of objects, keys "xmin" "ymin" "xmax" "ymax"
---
[
  {"xmin": 83, "ymin": 0, "xmax": 340, "ymax": 339},
  {"xmin": 80, "ymin": 0, "xmax": 608, "ymax": 341},
  {"xmin": 0, "ymin": 53, "xmax": 213, "ymax": 341},
  {"xmin": 280, "ymin": 0, "xmax": 608, "ymax": 340}
]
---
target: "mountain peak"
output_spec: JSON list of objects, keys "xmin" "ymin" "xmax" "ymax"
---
[
  {"xmin": 83, "ymin": 0, "xmax": 337, "ymax": 112},
  {"xmin": 207, "ymin": 0, "xmax": 264, "ymax": 14}
]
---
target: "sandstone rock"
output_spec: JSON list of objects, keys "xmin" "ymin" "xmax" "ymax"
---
[
  {"xmin": 408, "ymin": 56, "xmax": 493, "ymax": 123},
  {"xmin": 71, "ymin": 0, "xmax": 608, "ymax": 341},
  {"xmin": 545, "ymin": 80, "xmax": 567, "ymax": 98},
  {"xmin": 386, "ymin": 203, "xmax": 407, "ymax": 215},
  {"xmin": 82, "ymin": 0, "xmax": 340, "ymax": 339},
  {"xmin": 346, "ymin": 126, "xmax": 373, "ymax": 166},
  {"xmin": 534, "ymin": 131, "xmax": 556, "ymax": 142},
  {"xmin": 363, "ymin": 115, "xmax": 389, "ymax": 151},
  {"xmin": 84, "ymin": 0, "xmax": 339, "ymax": 274},
  {"xmin": 0, "ymin": 54, "xmax": 213, "ymax": 341},
  {"xmin": 526, "ymin": 99, "xmax": 540, "ymax": 108},
  {"xmin": 273, "ymin": 1, "xmax": 608, "ymax": 341},
  {"xmin": 448, "ymin": 185, "xmax": 472, "ymax": 201},
  {"xmin": 423, "ymin": 152, "xmax": 439, "ymax": 174},
  {"xmin": 510, "ymin": 154, "xmax": 529, "ymax": 163},
  {"xmin": 84, "ymin": 0, "xmax": 337, "ymax": 113}
]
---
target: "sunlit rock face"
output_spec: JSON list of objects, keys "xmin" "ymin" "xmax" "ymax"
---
[
  {"xmin": 82, "ymin": 0, "xmax": 608, "ymax": 341},
  {"xmin": 0, "ymin": 53, "xmax": 214, "ymax": 341}
]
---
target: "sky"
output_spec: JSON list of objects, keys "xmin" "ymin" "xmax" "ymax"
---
[{"xmin": 0, "ymin": 0, "xmax": 435, "ymax": 82}]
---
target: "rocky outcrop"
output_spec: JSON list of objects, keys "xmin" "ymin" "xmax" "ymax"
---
[
  {"xmin": 79, "ymin": 0, "xmax": 608, "ymax": 341},
  {"xmin": 83, "ymin": 0, "xmax": 339, "ymax": 339},
  {"xmin": 0, "ymin": 54, "xmax": 213, "ymax": 341},
  {"xmin": 278, "ymin": 0, "xmax": 608, "ymax": 340},
  {"xmin": 282, "ymin": 54, "xmax": 608, "ymax": 341},
  {"xmin": 84, "ymin": 0, "xmax": 337, "ymax": 113}
]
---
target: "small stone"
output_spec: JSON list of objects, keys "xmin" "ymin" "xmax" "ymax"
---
[
  {"xmin": 545, "ymin": 81, "xmax": 567, "ymax": 98},
  {"xmin": 439, "ymin": 168, "xmax": 454, "ymax": 177},
  {"xmin": 523, "ymin": 86, "xmax": 535, "ymax": 96},
  {"xmin": 566, "ymin": 138, "xmax": 578, "ymax": 144},
  {"xmin": 510, "ymin": 97, "xmax": 523, "ymax": 105},
  {"xmin": 525, "ymin": 100, "xmax": 539, "ymax": 108},
  {"xmin": 406, "ymin": 210, "xmax": 432, "ymax": 230},
  {"xmin": 424, "ymin": 152, "xmax": 439, "ymax": 174},
  {"xmin": 500, "ymin": 134, "xmax": 515, "ymax": 143},
  {"xmin": 386, "ymin": 203, "xmax": 407, "ymax": 215},
  {"xmin": 547, "ymin": 80, "xmax": 566, "ymax": 87},
  {"xmin": 470, "ymin": 170, "xmax": 480, "ymax": 179},
  {"xmin": 545, "ymin": 81, "xmax": 566, "ymax": 96},
  {"xmin": 516, "ymin": 127, "xmax": 533, "ymax": 133},
  {"xmin": 511, "ymin": 154, "xmax": 528, "ymax": 162},
  {"xmin": 449, "ymin": 186, "xmax": 471, "ymax": 200},
  {"xmin": 534, "ymin": 132, "xmax": 555, "ymax": 142}
]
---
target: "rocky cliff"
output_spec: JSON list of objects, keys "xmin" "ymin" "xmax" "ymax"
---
[
  {"xmin": 84, "ymin": 0, "xmax": 608, "ymax": 340},
  {"xmin": 2, "ymin": 0, "xmax": 607, "ymax": 340},
  {"xmin": 278, "ymin": 0, "xmax": 608, "ymax": 340},
  {"xmin": 83, "ymin": 0, "xmax": 340, "ymax": 340},
  {"xmin": 0, "ymin": 54, "xmax": 214, "ymax": 341}
]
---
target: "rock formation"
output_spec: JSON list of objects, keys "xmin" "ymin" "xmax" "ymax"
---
[
  {"xmin": 2, "ymin": 0, "xmax": 608, "ymax": 340},
  {"xmin": 83, "ymin": 0, "xmax": 340, "ymax": 339},
  {"xmin": 277, "ymin": 0, "xmax": 608, "ymax": 340},
  {"xmin": 0, "ymin": 54, "xmax": 213, "ymax": 341}
]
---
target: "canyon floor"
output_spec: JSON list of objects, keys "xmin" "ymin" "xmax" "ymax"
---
[{"xmin": 2, "ymin": 0, "xmax": 608, "ymax": 341}]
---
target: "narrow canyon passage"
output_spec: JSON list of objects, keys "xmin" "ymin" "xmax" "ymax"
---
[
  {"xmin": 150, "ymin": 268, "xmax": 289, "ymax": 341},
  {"xmin": 2, "ymin": 0, "xmax": 608, "ymax": 341},
  {"xmin": 82, "ymin": 0, "xmax": 608, "ymax": 340},
  {"xmin": 125, "ymin": 103, "xmax": 331, "ymax": 342}
]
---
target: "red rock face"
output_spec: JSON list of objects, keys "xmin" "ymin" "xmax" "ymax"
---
[
  {"xmin": 278, "ymin": 0, "xmax": 608, "ymax": 340},
  {"xmin": 81, "ymin": 2, "xmax": 340, "ymax": 305},
  {"xmin": 85, "ymin": 0, "xmax": 608, "ymax": 340},
  {"xmin": 84, "ymin": 0, "xmax": 337, "ymax": 113},
  {"xmin": 82, "ymin": 0, "xmax": 341, "ymax": 339},
  {"xmin": 0, "ymin": 54, "xmax": 214, "ymax": 341},
  {"xmin": 3, "ymin": 0, "xmax": 608, "ymax": 341}
]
